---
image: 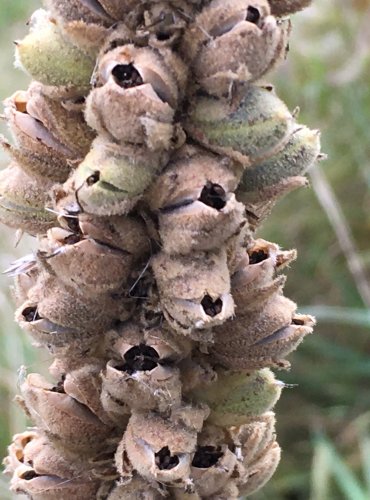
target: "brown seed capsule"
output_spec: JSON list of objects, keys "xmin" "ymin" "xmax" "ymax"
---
[
  {"xmin": 269, "ymin": 0, "xmax": 312, "ymax": 17},
  {"xmin": 122, "ymin": 411, "xmax": 202, "ymax": 488},
  {"xmin": 19, "ymin": 373, "xmax": 115, "ymax": 454},
  {"xmin": 151, "ymin": 249, "xmax": 234, "ymax": 339},
  {"xmin": 183, "ymin": 0, "xmax": 290, "ymax": 96},
  {"xmin": 85, "ymin": 45, "xmax": 183, "ymax": 149},
  {"xmin": 3, "ymin": 89, "xmax": 79, "ymax": 182},
  {"xmin": 0, "ymin": 163, "xmax": 56, "ymax": 235},
  {"xmin": 37, "ymin": 229, "xmax": 141, "ymax": 296},
  {"xmin": 147, "ymin": 147, "xmax": 246, "ymax": 254},
  {"xmin": 185, "ymin": 85, "xmax": 295, "ymax": 167}
]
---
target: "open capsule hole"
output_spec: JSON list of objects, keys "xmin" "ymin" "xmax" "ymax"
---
[
  {"xmin": 192, "ymin": 446, "xmax": 223, "ymax": 468},
  {"xmin": 155, "ymin": 446, "xmax": 179, "ymax": 470},
  {"xmin": 119, "ymin": 344, "xmax": 160, "ymax": 374},
  {"xmin": 199, "ymin": 182, "xmax": 227, "ymax": 210},
  {"xmin": 246, "ymin": 6, "xmax": 261, "ymax": 24},
  {"xmin": 22, "ymin": 306, "xmax": 41, "ymax": 323},
  {"xmin": 112, "ymin": 64, "xmax": 144, "ymax": 89},
  {"xmin": 201, "ymin": 295, "xmax": 223, "ymax": 317},
  {"xmin": 248, "ymin": 249, "xmax": 269, "ymax": 265}
]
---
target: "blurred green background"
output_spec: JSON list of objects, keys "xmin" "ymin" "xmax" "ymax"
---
[{"xmin": 0, "ymin": 1, "xmax": 370, "ymax": 499}]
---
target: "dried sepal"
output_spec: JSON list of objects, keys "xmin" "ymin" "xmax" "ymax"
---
[
  {"xmin": 191, "ymin": 369, "xmax": 282, "ymax": 426},
  {"xmin": 237, "ymin": 125, "xmax": 321, "ymax": 204},
  {"xmin": 269, "ymin": 0, "xmax": 312, "ymax": 17},
  {"xmin": 183, "ymin": 0, "xmax": 289, "ymax": 96},
  {"xmin": 0, "ymin": 163, "xmax": 56, "ymax": 235},
  {"xmin": 64, "ymin": 138, "xmax": 168, "ymax": 215},
  {"xmin": 151, "ymin": 249, "xmax": 234, "ymax": 339},
  {"xmin": 19, "ymin": 373, "xmax": 115, "ymax": 454},
  {"xmin": 122, "ymin": 410, "xmax": 204, "ymax": 488},
  {"xmin": 147, "ymin": 147, "xmax": 246, "ymax": 254},
  {"xmin": 15, "ymin": 9, "xmax": 94, "ymax": 89},
  {"xmin": 85, "ymin": 44, "xmax": 185, "ymax": 149},
  {"xmin": 185, "ymin": 85, "xmax": 295, "ymax": 167}
]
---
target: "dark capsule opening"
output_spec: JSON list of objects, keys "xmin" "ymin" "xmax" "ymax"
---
[
  {"xmin": 120, "ymin": 344, "xmax": 160, "ymax": 374},
  {"xmin": 192, "ymin": 446, "xmax": 223, "ymax": 468},
  {"xmin": 201, "ymin": 295, "xmax": 223, "ymax": 317},
  {"xmin": 199, "ymin": 182, "xmax": 227, "ymax": 210},
  {"xmin": 22, "ymin": 306, "xmax": 41, "ymax": 322},
  {"xmin": 86, "ymin": 171, "xmax": 100, "ymax": 186},
  {"xmin": 246, "ymin": 6, "xmax": 261, "ymax": 24},
  {"xmin": 112, "ymin": 63, "xmax": 144, "ymax": 89},
  {"xmin": 155, "ymin": 446, "xmax": 179, "ymax": 470},
  {"xmin": 20, "ymin": 470, "xmax": 39, "ymax": 481},
  {"xmin": 248, "ymin": 249, "xmax": 269, "ymax": 265}
]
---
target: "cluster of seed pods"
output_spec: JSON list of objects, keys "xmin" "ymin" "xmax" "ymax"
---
[{"xmin": 1, "ymin": 1, "xmax": 319, "ymax": 498}]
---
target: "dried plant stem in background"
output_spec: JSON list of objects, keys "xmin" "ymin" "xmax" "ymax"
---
[{"xmin": 1, "ymin": 1, "xmax": 320, "ymax": 498}]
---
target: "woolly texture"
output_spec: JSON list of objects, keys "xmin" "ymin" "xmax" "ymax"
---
[{"xmin": 2, "ymin": 1, "xmax": 320, "ymax": 498}]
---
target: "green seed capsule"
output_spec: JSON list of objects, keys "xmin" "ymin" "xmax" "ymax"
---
[
  {"xmin": 186, "ymin": 85, "xmax": 295, "ymax": 166},
  {"xmin": 237, "ymin": 125, "xmax": 321, "ymax": 202},
  {"xmin": 191, "ymin": 369, "xmax": 283, "ymax": 427},
  {"xmin": 68, "ymin": 138, "xmax": 167, "ymax": 215},
  {"xmin": 15, "ymin": 9, "xmax": 95, "ymax": 89}
]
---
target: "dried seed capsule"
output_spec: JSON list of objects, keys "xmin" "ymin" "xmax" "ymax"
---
[
  {"xmin": 147, "ymin": 147, "xmax": 246, "ymax": 254},
  {"xmin": 16, "ymin": 273, "xmax": 135, "ymax": 341},
  {"xmin": 191, "ymin": 369, "xmax": 282, "ymax": 426},
  {"xmin": 0, "ymin": 163, "xmax": 56, "ymax": 235},
  {"xmin": 85, "ymin": 45, "xmax": 184, "ymax": 149},
  {"xmin": 15, "ymin": 9, "xmax": 95, "ymax": 89},
  {"xmin": 65, "ymin": 138, "xmax": 168, "ymax": 215},
  {"xmin": 3, "ymin": 89, "xmax": 82, "ymax": 182},
  {"xmin": 38, "ymin": 229, "xmax": 143, "ymax": 296},
  {"xmin": 269, "ymin": 0, "xmax": 312, "ymax": 17},
  {"xmin": 19, "ymin": 373, "xmax": 115, "ymax": 454},
  {"xmin": 185, "ymin": 85, "xmax": 295, "ymax": 167},
  {"xmin": 122, "ymin": 411, "xmax": 202, "ymax": 488},
  {"xmin": 151, "ymin": 249, "xmax": 234, "ymax": 339},
  {"xmin": 183, "ymin": 0, "xmax": 289, "ymax": 96},
  {"xmin": 211, "ymin": 293, "xmax": 315, "ymax": 369},
  {"xmin": 237, "ymin": 125, "xmax": 321, "ymax": 204}
]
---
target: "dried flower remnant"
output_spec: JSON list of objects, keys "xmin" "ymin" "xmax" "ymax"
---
[{"xmin": 2, "ymin": 0, "xmax": 319, "ymax": 498}]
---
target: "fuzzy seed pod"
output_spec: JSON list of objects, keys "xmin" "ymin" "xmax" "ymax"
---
[
  {"xmin": 64, "ymin": 138, "xmax": 168, "ymax": 215},
  {"xmin": 211, "ymin": 293, "xmax": 315, "ymax": 369},
  {"xmin": 85, "ymin": 45, "xmax": 186, "ymax": 149},
  {"xmin": 152, "ymin": 249, "xmax": 234, "ymax": 339},
  {"xmin": 101, "ymin": 323, "xmax": 182, "ymax": 414},
  {"xmin": 19, "ymin": 373, "xmax": 116, "ymax": 454},
  {"xmin": 15, "ymin": 10, "xmax": 95, "ymax": 90},
  {"xmin": 147, "ymin": 147, "xmax": 246, "ymax": 254},
  {"xmin": 191, "ymin": 369, "xmax": 282, "ymax": 426},
  {"xmin": 122, "ymin": 411, "xmax": 204, "ymax": 488},
  {"xmin": 185, "ymin": 85, "xmax": 295, "ymax": 167},
  {"xmin": 269, "ymin": 0, "xmax": 312, "ymax": 17},
  {"xmin": 38, "ymin": 228, "xmax": 144, "ymax": 296},
  {"xmin": 0, "ymin": 163, "xmax": 56, "ymax": 235},
  {"xmin": 183, "ymin": 0, "xmax": 290, "ymax": 96},
  {"xmin": 237, "ymin": 125, "xmax": 321, "ymax": 204}
]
